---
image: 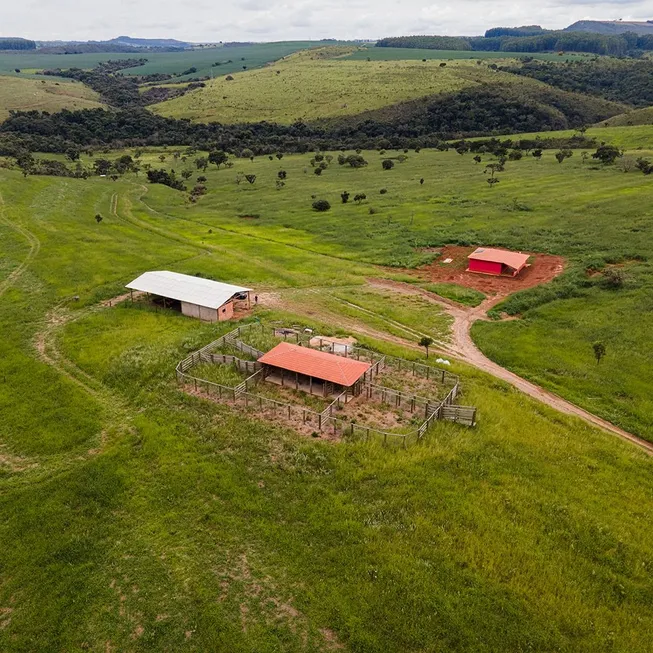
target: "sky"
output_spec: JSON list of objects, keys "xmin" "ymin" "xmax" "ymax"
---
[{"xmin": 5, "ymin": 0, "xmax": 653, "ymax": 42}]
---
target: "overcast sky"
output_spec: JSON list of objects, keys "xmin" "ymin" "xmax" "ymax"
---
[{"xmin": 5, "ymin": 0, "xmax": 653, "ymax": 42}]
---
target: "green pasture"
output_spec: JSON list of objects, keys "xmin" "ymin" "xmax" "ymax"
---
[
  {"xmin": 59, "ymin": 144, "xmax": 653, "ymax": 440},
  {"xmin": 0, "ymin": 74, "xmax": 104, "ymax": 121},
  {"xmin": 0, "ymin": 152, "xmax": 652, "ymax": 650},
  {"xmin": 345, "ymin": 46, "xmax": 590, "ymax": 62}
]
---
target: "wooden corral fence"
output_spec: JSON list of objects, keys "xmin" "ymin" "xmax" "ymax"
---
[{"xmin": 175, "ymin": 323, "xmax": 476, "ymax": 447}]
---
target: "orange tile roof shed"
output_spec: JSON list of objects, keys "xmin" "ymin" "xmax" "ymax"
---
[
  {"xmin": 259, "ymin": 342, "xmax": 371, "ymax": 387},
  {"xmin": 468, "ymin": 248, "xmax": 530, "ymax": 275}
]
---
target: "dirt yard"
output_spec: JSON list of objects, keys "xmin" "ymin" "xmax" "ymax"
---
[{"xmin": 412, "ymin": 245, "xmax": 565, "ymax": 298}]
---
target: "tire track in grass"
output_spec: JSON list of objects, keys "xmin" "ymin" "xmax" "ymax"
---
[{"xmin": 0, "ymin": 191, "xmax": 41, "ymax": 299}]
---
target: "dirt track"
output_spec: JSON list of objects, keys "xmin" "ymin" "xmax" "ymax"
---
[{"xmin": 261, "ymin": 281, "xmax": 653, "ymax": 456}]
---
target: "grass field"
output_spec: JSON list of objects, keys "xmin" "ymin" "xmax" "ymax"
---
[
  {"xmin": 598, "ymin": 106, "xmax": 653, "ymax": 127},
  {"xmin": 0, "ymin": 75, "xmax": 104, "ymax": 120},
  {"xmin": 344, "ymin": 46, "xmax": 590, "ymax": 62},
  {"xmin": 0, "ymin": 166, "xmax": 651, "ymax": 651},
  {"xmin": 0, "ymin": 42, "xmax": 347, "ymax": 79},
  {"xmin": 152, "ymin": 58, "xmax": 480, "ymax": 123}
]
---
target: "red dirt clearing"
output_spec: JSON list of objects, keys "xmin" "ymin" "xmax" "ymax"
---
[{"xmin": 414, "ymin": 246, "xmax": 565, "ymax": 297}]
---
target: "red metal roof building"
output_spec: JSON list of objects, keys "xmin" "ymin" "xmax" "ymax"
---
[
  {"xmin": 467, "ymin": 247, "xmax": 530, "ymax": 277},
  {"xmin": 258, "ymin": 342, "xmax": 371, "ymax": 396}
]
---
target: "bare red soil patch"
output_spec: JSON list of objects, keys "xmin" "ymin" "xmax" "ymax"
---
[{"xmin": 414, "ymin": 246, "xmax": 565, "ymax": 298}]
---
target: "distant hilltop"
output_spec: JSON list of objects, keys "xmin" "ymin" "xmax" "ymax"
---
[
  {"xmin": 107, "ymin": 36, "xmax": 195, "ymax": 49},
  {"xmin": 565, "ymin": 20, "xmax": 653, "ymax": 36}
]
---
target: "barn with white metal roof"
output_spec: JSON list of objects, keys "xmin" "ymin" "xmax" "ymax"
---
[{"xmin": 126, "ymin": 271, "xmax": 251, "ymax": 322}]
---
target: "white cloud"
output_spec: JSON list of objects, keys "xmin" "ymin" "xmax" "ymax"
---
[{"xmin": 4, "ymin": 0, "xmax": 652, "ymax": 41}]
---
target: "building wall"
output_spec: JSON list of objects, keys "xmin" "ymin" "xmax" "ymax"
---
[
  {"xmin": 181, "ymin": 301, "xmax": 201, "ymax": 319},
  {"xmin": 217, "ymin": 301, "xmax": 234, "ymax": 322},
  {"xmin": 468, "ymin": 259, "xmax": 503, "ymax": 276}
]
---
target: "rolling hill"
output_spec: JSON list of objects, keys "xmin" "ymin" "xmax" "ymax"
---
[
  {"xmin": 565, "ymin": 20, "xmax": 653, "ymax": 36},
  {"xmin": 150, "ymin": 51, "xmax": 626, "ymax": 129},
  {"xmin": 597, "ymin": 106, "xmax": 653, "ymax": 127},
  {"xmin": 0, "ymin": 75, "xmax": 104, "ymax": 121}
]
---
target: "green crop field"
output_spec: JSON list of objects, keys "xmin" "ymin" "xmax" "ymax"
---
[
  {"xmin": 0, "ymin": 42, "xmax": 346, "ymax": 79},
  {"xmin": 0, "ymin": 75, "xmax": 104, "ymax": 120},
  {"xmin": 1, "ymin": 139, "xmax": 653, "ymax": 651}
]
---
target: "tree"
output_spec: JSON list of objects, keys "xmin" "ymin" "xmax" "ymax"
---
[
  {"xmin": 93, "ymin": 159, "xmax": 112, "ymax": 176},
  {"xmin": 275, "ymin": 180, "xmax": 285, "ymax": 190},
  {"xmin": 473, "ymin": 155, "xmax": 482, "ymax": 164},
  {"xmin": 278, "ymin": 170, "xmax": 287, "ymax": 180},
  {"xmin": 240, "ymin": 148, "xmax": 254, "ymax": 160},
  {"xmin": 592, "ymin": 342, "xmax": 606, "ymax": 365},
  {"xmin": 159, "ymin": 154, "xmax": 166, "ymax": 163},
  {"xmin": 345, "ymin": 154, "xmax": 368, "ymax": 168},
  {"xmin": 182, "ymin": 169, "xmax": 193, "ymax": 180},
  {"xmin": 94, "ymin": 213, "xmax": 103, "ymax": 223},
  {"xmin": 592, "ymin": 144, "xmax": 622, "ymax": 165},
  {"xmin": 66, "ymin": 147, "xmax": 80, "ymax": 162},
  {"xmin": 16, "ymin": 152, "xmax": 35, "ymax": 177},
  {"xmin": 420, "ymin": 178, "xmax": 425, "ymax": 185},
  {"xmin": 312, "ymin": 199, "xmax": 331, "ymax": 212},
  {"xmin": 341, "ymin": 191, "xmax": 350, "ymax": 204},
  {"xmin": 382, "ymin": 159, "xmax": 394, "ymax": 170},
  {"xmin": 276, "ymin": 153, "xmax": 283, "ymax": 160},
  {"xmin": 354, "ymin": 193, "xmax": 367, "ymax": 204},
  {"xmin": 195, "ymin": 157, "xmax": 209, "ymax": 171},
  {"xmin": 636, "ymin": 158, "xmax": 653, "ymax": 175},
  {"xmin": 555, "ymin": 149, "xmax": 573, "ymax": 164},
  {"xmin": 208, "ymin": 150, "xmax": 228, "ymax": 168},
  {"xmin": 244, "ymin": 174, "xmax": 256, "ymax": 184},
  {"xmin": 532, "ymin": 149, "xmax": 543, "ymax": 160},
  {"xmin": 419, "ymin": 336, "xmax": 434, "ymax": 358},
  {"xmin": 314, "ymin": 167, "xmax": 323, "ymax": 176}
]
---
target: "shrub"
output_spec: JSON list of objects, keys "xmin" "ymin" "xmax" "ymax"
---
[
  {"xmin": 382, "ymin": 159, "xmax": 394, "ymax": 170},
  {"xmin": 341, "ymin": 191, "xmax": 350, "ymax": 204},
  {"xmin": 312, "ymin": 199, "xmax": 331, "ymax": 212},
  {"xmin": 379, "ymin": 188, "xmax": 387, "ymax": 194}
]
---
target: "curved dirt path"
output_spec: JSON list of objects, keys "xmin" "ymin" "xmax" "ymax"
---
[
  {"xmin": 0, "ymin": 192, "xmax": 41, "ymax": 299},
  {"xmin": 368, "ymin": 280, "xmax": 653, "ymax": 455}
]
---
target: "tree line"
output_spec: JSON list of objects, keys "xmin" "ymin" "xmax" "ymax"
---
[
  {"xmin": 499, "ymin": 59, "xmax": 653, "ymax": 107},
  {"xmin": 0, "ymin": 38, "xmax": 36, "ymax": 51},
  {"xmin": 376, "ymin": 31, "xmax": 653, "ymax": 56}
]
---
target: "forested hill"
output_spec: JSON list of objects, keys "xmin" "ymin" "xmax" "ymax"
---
[{"xmin": 0, "ymin": 38, "xmax": 36, "ymax": 51}]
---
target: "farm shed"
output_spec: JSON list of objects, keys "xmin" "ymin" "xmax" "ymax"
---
[
  {"xmin": 467, "ymin": 248, "xmax": 530, "ymax": 277},
  {"xmin": 126, "ymin": 271, "xmax": 251, "ymax": 322},
  {"xmin": 258, "ymin": 342, "xmax": 371, "ymax": 398}
]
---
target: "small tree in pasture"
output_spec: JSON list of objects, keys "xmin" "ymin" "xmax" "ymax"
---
[
  {"xmin": 278, "ymin": 170, "xmax": 287, "ymax": 179},
  {"xmin": 182, "ymin": 170, "xmax": 193, "ymax": 180},
  {"xmin": 341, "ymin": 191, "xmax": 350, "ymax": 204},
  {"xmin": 197, "ymin": 175, "xmax": 207, "ymax": 183},
  {"xmin": 159, "ymin": 154, "xmax": 166, "ymax": 163},
  {"xmin": 592, "ymin": 144, "xmax": 622, "ymax": 165},
  {"xmin": 312, "ymin": 199, "xmax": 331, "ymax": 212},
  {"xmin": 419, "ymin": 336, "xmax": 434, "ymax": 358},
  {"xmin": 555, "ymin": 149, "xmax": 573, "ymax": 164},
  {"xmin": 195, "ymin": 157, "xmax": 208, "ymax": 171},
  {"xmin": 382, "ymin": 159, "xmax": 394, "ymax": 170},
  {"xmin": 592, "ymin": 342, "xmax": 606, "ymax": 365},
  {"xmin": 532, "ymin": 149, "xmax": 543, "ymax": 160},
  {"xmin": 473, "ymin": 155, "xmax": 482, "ymax": 164},
  {"xmin": 276, "ymin": 153, "xmax": 283, "ymax": 160},
  {"xmin": 354, "ymin": 193, "xmax": 367, "ymax": 204},
  {"xmin": 94, "ymin": 213, "xmax": 103, "ymax": 224},
  {"xmin": 244, "ymin": 174, "xmax": 257, "ymax": 184},
  {"xmin": 208, "ymin": 150, "xmax": 229, "ymax": 168}
]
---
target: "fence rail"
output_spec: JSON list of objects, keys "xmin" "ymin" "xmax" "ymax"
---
[{"xmin": 175, "ymin": 322, "xmax": 475, "ymax": 446}]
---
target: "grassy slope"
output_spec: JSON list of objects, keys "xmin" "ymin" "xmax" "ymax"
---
[
  {"xmin": 597, "ymin": 106, "xmax": 653, "ymax": 127},
  {"xmin": 152, "ymin": 57, "xmax": 478, "ymax": 123},
  {"xmin": 151, "ymin": 53, "xmax": 625, "ymax": 125},
  {"xmin": 77, "ymin": 145, "xmax": 653, "ymax": 440},
  {"xmin": 0, "ymin": 170, "xmax": 651, "ymax": 652},
  {"xmin": 0, "ymin": 75, "xmax": 104, "ymax": 120},
  {"xmin": 344, "ymin": 46, "xmax": 590, "ymax": 62}
]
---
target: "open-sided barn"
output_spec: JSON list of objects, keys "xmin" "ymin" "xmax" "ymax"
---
[
  {"xmin": 258, "ymin": 342, "xmax": 371, "ymax": 397},
  {"xmin": 126, "ymin": 270, "xmax": 251, "ymax": 322},
  {"xmin": 467, "ymin": 248, "xmax": 530, "ymax": 277}
]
